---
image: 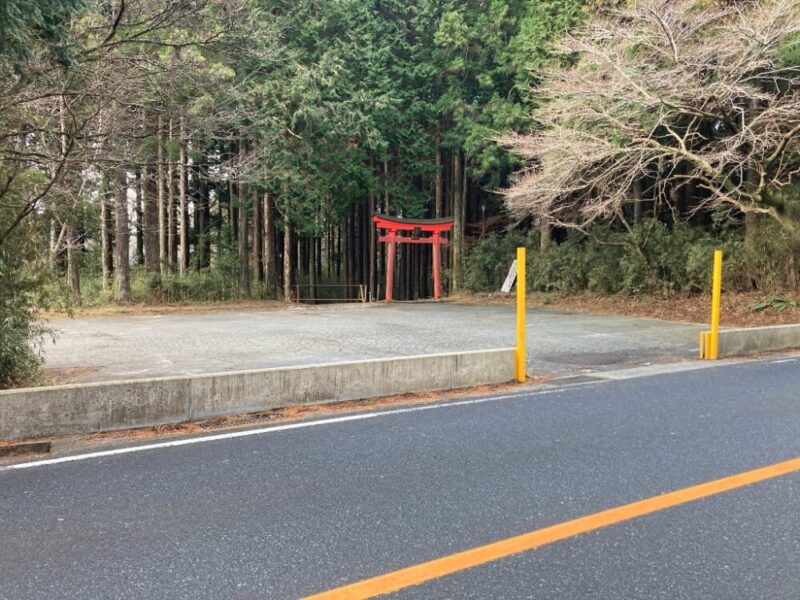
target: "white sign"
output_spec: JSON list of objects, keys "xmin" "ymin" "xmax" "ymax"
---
[{"xmin": 501, "ymin": 260, "xmax": 517, "ymax": 293}]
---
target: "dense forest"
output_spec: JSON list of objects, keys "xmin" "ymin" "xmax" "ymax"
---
[{"xmin": 1, "ymin": 0, "xmax": 799, "ymax": 385}]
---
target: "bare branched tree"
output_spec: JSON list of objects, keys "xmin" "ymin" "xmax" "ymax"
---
[
  {"xmin": 0, "ymin": 0, "xmax": 245, "ymax": 248},
  {"xmin": 502, "ymin": 0, "xmax": 800, "ymax": 234}
]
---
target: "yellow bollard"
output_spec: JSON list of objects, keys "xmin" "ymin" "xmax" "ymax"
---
[
  {"xmin": 708, "ymin": 250, "xmax": 723, "ymax": 360},
  {"xmin": 515, "ymin": 247, "xmax": 527, "ymax": 382}
]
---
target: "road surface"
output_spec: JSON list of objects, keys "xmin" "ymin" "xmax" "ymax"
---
[
  {"xmin": 43, "ymin": 303, "xmax": 701, "ymax": 382},
  {"xmin": 2, "ymin": 357, "xmax": 799, "ymax": 599}
]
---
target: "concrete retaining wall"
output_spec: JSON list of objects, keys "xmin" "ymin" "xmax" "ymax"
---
[
  {"xmin": 0, "ymin": 348, "xmax": 515, "ymax": 441},
  {"xmin": 716, "ymin": 324, "xmax": 800, "ymax": 358}
]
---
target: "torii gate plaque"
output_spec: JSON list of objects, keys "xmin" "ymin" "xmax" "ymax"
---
[{"xmin": 373, "ymin": 214, "xmax": 454, "ymax": 302}]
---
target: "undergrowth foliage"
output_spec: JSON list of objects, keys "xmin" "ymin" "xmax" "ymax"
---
[
  {"xmin": 464, "ymin": 220, "xmax": 800, "ymax": 296},
  {"xmin": 0, "ymin": 250, "xmax": 53, "ymax": 388}
]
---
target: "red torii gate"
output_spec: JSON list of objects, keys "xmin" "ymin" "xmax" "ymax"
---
[{"xmin": 373, "ymin": 214, "xmax": 454, "ymax": 302}]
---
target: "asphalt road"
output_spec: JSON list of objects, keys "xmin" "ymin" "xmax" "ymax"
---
[
  {"xmin": 42, "ymin": 303, "xmax": 701, "ymax": 382},
  {"xmin": 2, "ymin": 358, "xmax": 799, "ymax": 599}
]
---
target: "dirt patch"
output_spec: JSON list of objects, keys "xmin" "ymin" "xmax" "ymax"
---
[
  {"xmin": 39, "ymin": 291, "xmax": 800, "ymax": 327},
  {"xmin": 43, "ymin": 367, "xmax": 102, "ymax": 386},
  {"xmin": 41, "ymin": 299, "xmax": 290, "ymax": 320},
  {"xmin": 450, "ymin": 291, "xmax": 800, "ymax": 328}
]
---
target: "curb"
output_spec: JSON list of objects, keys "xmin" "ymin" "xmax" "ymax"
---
[
  {"xmin": 700, "ymin": 324, "xmax": 800, "ymax": 359},
  {"xmin": 0, "ymin": 349, "xmax": 515, "ymax": 442}
]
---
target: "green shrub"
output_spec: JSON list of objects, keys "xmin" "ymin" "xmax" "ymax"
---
[
  {"xmin": 0, "ymin": 250, "xmax": 52, "ymax": 388},
  {"xmin": 750, "ymin": 293, "xmax": 800, "ymax": 313},
  {"xmin": 529, "ymin": 232, "xmax": 592, "ymax": 292},
  {"xmin": 462, "ymin": 219, "xmax": 776, "ymax": 297},
  {"xmin": 737, "ymin": 221, "xmax": 800, "ymax": 290},
  {"xmin": 463, "ymin": 231, "xmax": 536, "ymax": 292}
]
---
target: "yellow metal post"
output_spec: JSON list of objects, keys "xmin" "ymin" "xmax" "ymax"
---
[
  {"xmin": 515, "ymin": 247, "xmax": 526, "ymax": 382},
  {"xmin": 708, "ymin": 250, "xmax": 723, "ymax": 360}
]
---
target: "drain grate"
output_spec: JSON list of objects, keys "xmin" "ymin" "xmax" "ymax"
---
[
  {"xmin": 0, "ymin": 441, "xmax": 51, "ymax": 458},
  {"xmin": 541, "ymin": 351, "xmax": 629, "ymax": 366}
]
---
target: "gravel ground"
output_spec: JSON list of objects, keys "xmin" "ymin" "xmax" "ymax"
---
[{"xmin": 42, "ymin": 303, "xmax": 703, "ymax": 383}]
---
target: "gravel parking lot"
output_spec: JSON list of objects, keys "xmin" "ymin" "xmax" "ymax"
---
[{"xmin": 43, "ymin": 302, "xmax": 703, "ymax": 383}]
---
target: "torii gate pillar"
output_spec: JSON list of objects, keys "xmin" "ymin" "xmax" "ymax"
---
[{"xmin": 432, "ymin": 231, "xmax": 442, "ymax": 300}]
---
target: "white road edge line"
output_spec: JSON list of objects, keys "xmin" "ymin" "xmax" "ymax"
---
[{"xmin": 0, "ymin": 388, "xmax": 568, "ymax": 472}]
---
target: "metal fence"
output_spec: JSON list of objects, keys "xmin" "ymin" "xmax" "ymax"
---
[{"xmin": 294, "ymin": 284, "xmax": 370, "ymax": 304}]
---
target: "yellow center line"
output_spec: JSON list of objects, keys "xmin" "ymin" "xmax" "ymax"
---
[{"xmin": 303, "ymin": 456, "xmax": 800, "ymax": 600}]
